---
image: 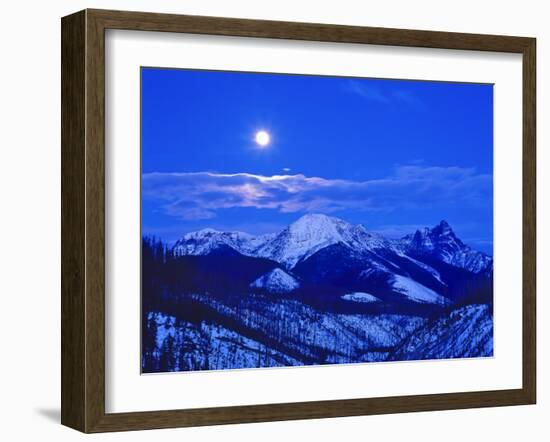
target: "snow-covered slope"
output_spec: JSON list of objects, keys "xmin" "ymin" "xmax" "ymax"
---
[
  {"xmin": 397, "ymin": 254, "xmax": 446, "ymax": 285},
  {"xmin": 250, "ymin": 268, "xmax": 300, "ymax": 293},
  {"xmin": 143, "ymin": 292, "xmax": 429, "ymax": 372},
  {"xmin": 399, "ymin": 220, "xmax": 492, "ymax": 273},
  {"xmin": 143, "ymin": 312, "xmax": 301, "ymax": 372},
  {"xmin": 391, "ymin": 274, "xmax": 450, "ymax": 305},
  {"xmin": 143, "ymin": 294, "xmax": 492, "ymax": 372},
  {"xmin": 388, "ymin": 304, "xmax": 493, "ymax": 361}
]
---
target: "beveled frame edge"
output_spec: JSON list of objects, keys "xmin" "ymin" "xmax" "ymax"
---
[{"xmin": 61, "ymin": 8, "xmax": 536, "ymax": 433}]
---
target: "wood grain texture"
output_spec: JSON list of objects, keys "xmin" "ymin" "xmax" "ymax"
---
[
  {"xmin": 89, "ymin": 8, "xmax": 532, "ymax": 52},
  {"xmin": 522, "ymin": 38, "xmax": 537, "ymax": 403},
  {"xmin": 61, "ymin": 8, "xmax": 537, "ymax": 433},
  {"xmin": 84, "ymin": 9, "xmax": 107, "ymax": 433},
  {"xmin": 61, "ymin": 10, "xmax": 86, "ymax": 432}
]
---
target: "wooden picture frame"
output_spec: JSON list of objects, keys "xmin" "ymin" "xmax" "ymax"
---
[{"xmin": 61, "ymin": 8, "xmax": 536, "ymax": 433}]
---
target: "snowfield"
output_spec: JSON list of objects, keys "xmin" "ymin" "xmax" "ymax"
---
[
  {"xmin": 250, "ymin": 268, "xmax": 300, "ymax": 293},
  {"xmin": 391, "ymin": 274, "xmax": 450, "ymax": 306},
  {"xmin": 341, "ymin": 292, "xmax": 380, "ymax": 303}
]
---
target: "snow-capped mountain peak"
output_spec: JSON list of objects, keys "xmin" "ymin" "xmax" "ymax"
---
[
  {"xmin": 435, "ymin": 219, "xmax": 453, "ymax": 233},
  {"xmin": 400, "ymin": 220, "xmax": 491, "ymax": 273},
  {"xmin": 407, "ymin": 220, "xmax": 460, "ymax": 249},
  {"xmin": 254, "ymin": 213, "xmax": 388, "ymax": 269},
  {"xmin": 286, "ymin": 214, "xmax": 355, "ymax": 242},
  {"xmin": 285, "ymin": 213, "xmax": 353, "ymax": 246},
  {"xmin": 291, "ymin": 213, "xmax": 346, "ymax": 226}
]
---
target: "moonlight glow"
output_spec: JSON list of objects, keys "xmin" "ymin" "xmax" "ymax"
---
[{"xmin": 255, "ymin": 130, "xmax": 271, "ymax": 147}]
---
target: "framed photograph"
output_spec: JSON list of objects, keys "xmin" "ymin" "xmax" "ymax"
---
[{"xmin": 61, "ymin": 9, "xmax": 536, "ymax": 433}]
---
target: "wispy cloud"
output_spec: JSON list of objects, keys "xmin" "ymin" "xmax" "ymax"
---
[
  {"xmin": 142, "ymin": 166, "xmax": 492, "ymax": 221},
  {"xmin": 345, "ymin": 80, "xmax": 424, "ymax": 108},
  {"xmin": 346, "ymin": 80, "xmax": 389, "ymax": 103}
]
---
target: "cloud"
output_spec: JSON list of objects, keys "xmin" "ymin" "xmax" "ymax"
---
[
  {"xmin": 346, "ymin": 79, "xmax": 424, "ymax": 107},
  {"xmin": 142, "ymin": 166, "xmax": 492, "ymax": 221},
  {"xmin": 346, "ymin": 80, "xmax": 389, "ymax": 103}
]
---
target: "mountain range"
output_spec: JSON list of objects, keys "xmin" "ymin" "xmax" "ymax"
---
[
  {"xmin": 171, "ymin": 214, "xmax": 492, "ymax": 307},
  {"xmin": 142, "ymin": 214, "xmax": 493, "ymax": 373}
]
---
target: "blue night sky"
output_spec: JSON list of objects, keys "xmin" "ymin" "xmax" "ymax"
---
[{"xmin": 142, "ymin": 68, "xmax": 493, "ymax": 254}]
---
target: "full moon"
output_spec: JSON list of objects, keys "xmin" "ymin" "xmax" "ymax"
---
[{"xmin": 255, "ymin": 130, "xmax": 270, "ymax": 147}]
